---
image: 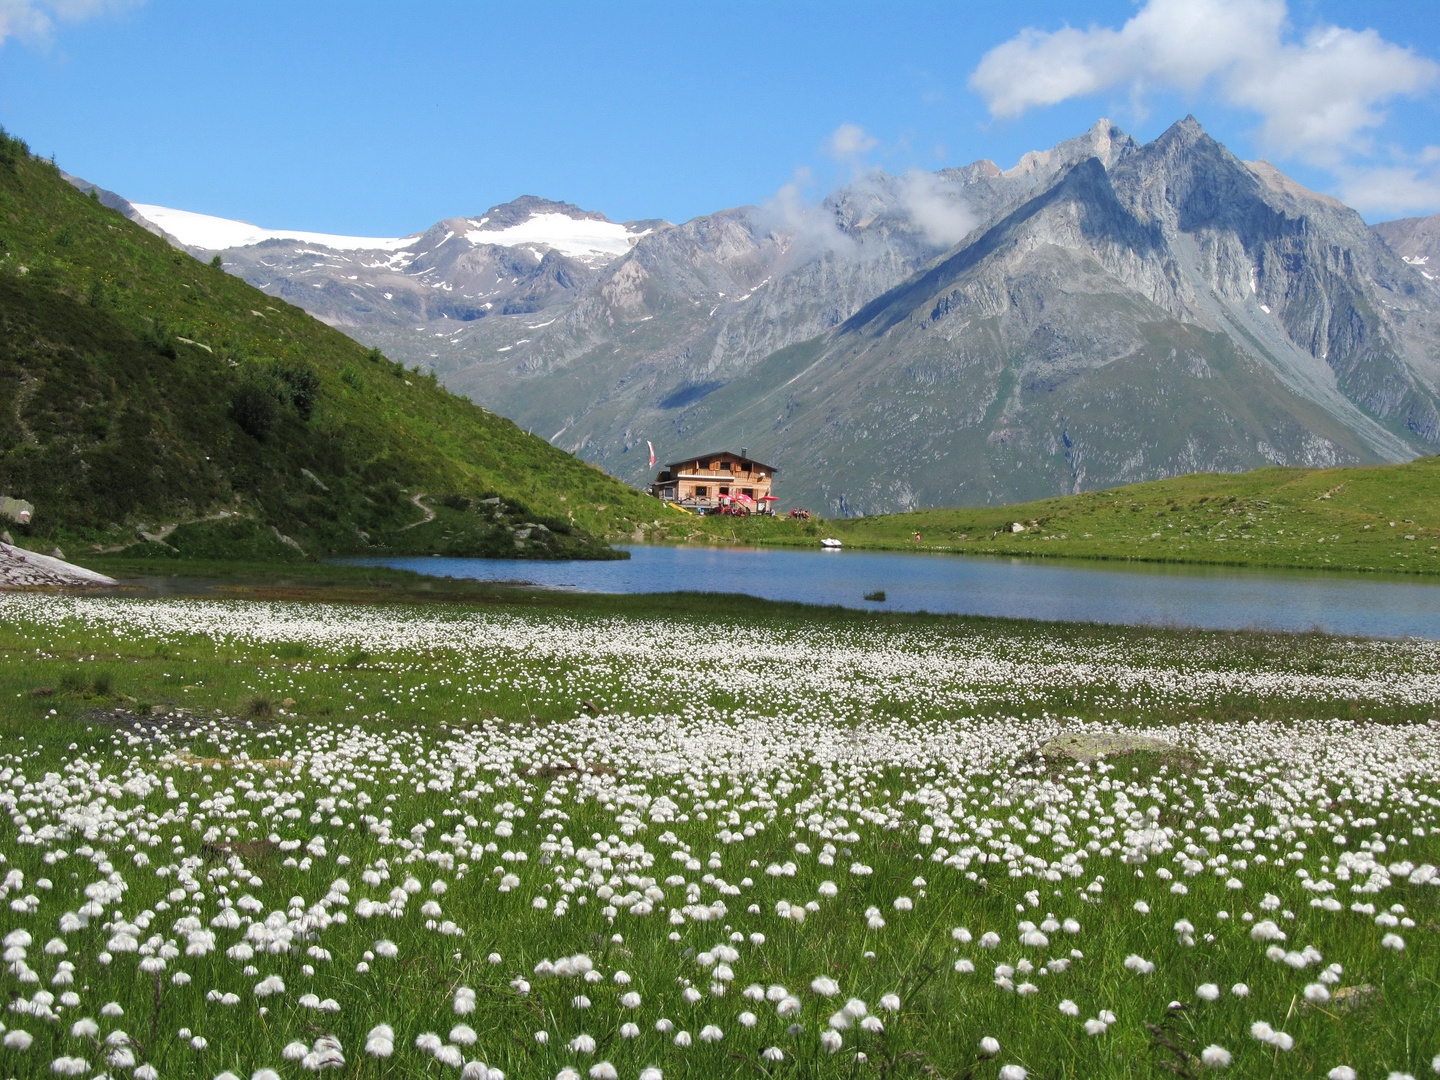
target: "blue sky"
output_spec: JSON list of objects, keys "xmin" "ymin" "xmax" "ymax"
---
[{"xmin": 1, "ymin": 0, "xmax": 1437, "ymax": 233}]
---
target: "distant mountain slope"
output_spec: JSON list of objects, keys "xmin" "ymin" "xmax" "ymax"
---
[
  {"xmin": 73, "ymin": 186, "xmax": 668, "ymax": 337},
  {"xmin": 449, "ymin": 118, "xmax": 1440, "ymax": 514},
  {"xmin": 77, "ymin": 117, "xmax": 1440, "ymax": 516},
  {"xmin": 2, "ymin": 129, "xmax": 657, "ymax": 559},
  {"xmin": 1373, "ymin": 213, "xmax": 1440, "ymax": 276}
]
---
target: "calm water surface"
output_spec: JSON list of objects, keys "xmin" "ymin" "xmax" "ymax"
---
[{"xmin": 348, "ymin": 545, "xmax": 1440, "ymax": 639}]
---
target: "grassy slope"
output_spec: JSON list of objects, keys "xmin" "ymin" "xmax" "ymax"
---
[
  {"xmin": 670, "ymin": 457, "xmax": 1440, "ymax": 575},
  {"xmin": 0, "ymin": 130, "xmax": 660, "ymax": 559}
]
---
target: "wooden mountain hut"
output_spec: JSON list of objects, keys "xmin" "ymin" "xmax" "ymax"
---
[{"xmin": 648, "ymin": 449, "xmax": 779, "ymax": 514}]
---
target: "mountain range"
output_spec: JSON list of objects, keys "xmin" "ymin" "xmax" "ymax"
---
[{"xmin": 72, "ymin": 117, "xmax": 1440, "ymax": 515}]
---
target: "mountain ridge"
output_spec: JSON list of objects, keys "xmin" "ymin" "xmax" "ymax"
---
[{"xmin": 66, "ymin": 117, "xmax": 1440, "ymax": 516}]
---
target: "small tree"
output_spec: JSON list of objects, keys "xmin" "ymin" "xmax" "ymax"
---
[
  {"xmin": 230, "ymin": 381, "xmax": 279, "ymax": 441},
  {"xmin": 210, "ymin": 254, "xmax": 223, "ymax": 269},
  {"xmin": 274, "ymin": 358, "xmax": 321, "ymax": 421}
]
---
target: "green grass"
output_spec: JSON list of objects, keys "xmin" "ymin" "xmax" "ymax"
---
[
  {"xmin": 0, "ymin": 588, "xmax": 1435, "ymax": 1078},
  {"xmin": 0, "ymin": 127, "xmax": 662, "ymax": 560},
  {"xmin": 671, "ymin": 457, "xmax": 1440, "ymax": 576}
]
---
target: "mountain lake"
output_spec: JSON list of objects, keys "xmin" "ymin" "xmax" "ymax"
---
[{"xmin": 346, "ymin": 544, "xmax": 1440, "ymax": 639}]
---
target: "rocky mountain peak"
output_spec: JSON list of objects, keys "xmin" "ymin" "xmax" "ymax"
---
[
  {"xmin": 1372, "ymin": 213, "xmax": 1440, "ymax": 275},
  {"xmin": 471, "ymin": 195, "xmax": 611, "ymax": 230}
]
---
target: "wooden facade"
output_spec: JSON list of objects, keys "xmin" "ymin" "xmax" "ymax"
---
[{"xmin": 648, "ymin": 450, "xmax": 778, "ymax": 512}]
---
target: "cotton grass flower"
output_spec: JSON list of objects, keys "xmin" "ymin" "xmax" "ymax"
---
[
  {"xmin": 364, "ymin": 1025, "xmax": 395, "ymax": 1057},
  {"xmin": 1201, "ymin": 1046, "xmax": 1232, "ymax": 1068}
]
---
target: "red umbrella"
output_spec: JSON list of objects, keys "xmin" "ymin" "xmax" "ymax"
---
[{"xmin": 759, "ymin": 495, "xmax": 778, "ymax": 501}]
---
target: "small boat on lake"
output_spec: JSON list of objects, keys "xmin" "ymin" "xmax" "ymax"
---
[{"xmin": 820, "ymin": 538, "xmax": 843, "ymax": 549}]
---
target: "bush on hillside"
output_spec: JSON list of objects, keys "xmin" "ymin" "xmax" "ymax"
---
[
  {"xmin": 0, "ymin": 128, "xmax": 27, "ymax": 173},
  {"xmin": 230, "ymin": 378, "xmax": 280, "ymax": 441},
  {"xmin": 275, "ymin": 358, "xmax": 321, "ymax": 421}
]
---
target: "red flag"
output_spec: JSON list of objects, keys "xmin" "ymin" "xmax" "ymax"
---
[{"xmin": 647, "ymin": 441, "xmax": 656, "ymax": 468}]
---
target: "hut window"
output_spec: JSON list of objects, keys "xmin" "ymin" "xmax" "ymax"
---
[
  {"xmin": 694, "ymin": 486, "xmax": 708, "ymax": 497},
  {"xmin": 719, "ymin": 486, "xmax": 729, "ymax": 496},
  {"xmin": 740, "ymin": 461, "xmax": 751, "ymax": 472},
  {"xmin": 743, "ymin": 488, "xmax": 754, "ymax": 498}
]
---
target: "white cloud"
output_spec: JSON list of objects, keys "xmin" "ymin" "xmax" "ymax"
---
[
  {"xmin": 896, "ymin": 170, "xmax": 976, "ymax": 248},
  {"xmin": 0, "ymin": 0, "xmax": 139, "ymax": 49},
  {"xmin": 828, "ymin": 123, "xmax": 878, "ymax": 160},
  {"xmin": 1335, "ymin": 150, "xmax": 1440, "ymax": 216},
  {"xmin": 758, "ymin": 168, "xmax": 856, "ymax": 260},
  {"xmin": 969, "ymin": 0, "xmax": 1437, "ymax": 164}
]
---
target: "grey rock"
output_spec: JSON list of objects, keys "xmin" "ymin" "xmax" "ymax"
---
[{"xmin": 1036, "ymin": 731, "xmax": 1181, "ymax": 763}]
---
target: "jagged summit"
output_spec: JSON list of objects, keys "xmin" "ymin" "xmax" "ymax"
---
[{"xmin": 1003, "ymin": 118, "xmax": 1138, "ymax": 177}]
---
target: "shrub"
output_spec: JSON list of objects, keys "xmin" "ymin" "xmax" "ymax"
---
[
  {"xmin": 0, "ymin": 127, "xmax": 27, "ymax": 173},
  {"xmin": 340, "ymin": 364, "xmax": 364, "ymax": 390},
  {"xmin": 274, "ymin": 358, "xmax": 321, "ymax": 421},
  {"xmin": 230, "ymin": 380, "xmax": 279, "ymax": 441},
  {"xmin": 241, "ymin": 694, "xmax": 276, "ymax": 721}
]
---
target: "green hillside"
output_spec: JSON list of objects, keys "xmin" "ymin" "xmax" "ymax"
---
[
  {"xmin": 678, "ymin": 457, "xmax": 1440, "ymax": 575},
  {"xmin": 0, "ymin": 128, "xmax": 659, "ymax": 561}
]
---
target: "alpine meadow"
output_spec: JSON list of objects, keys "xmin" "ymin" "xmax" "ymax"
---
[{"xmin": 4, "ymin": 3, "xmax": 1440, "ymax": 1079}]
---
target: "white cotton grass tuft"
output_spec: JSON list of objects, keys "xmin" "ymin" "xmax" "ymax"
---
[
  {"xmin": 1327, "ymin": 1068, "xmax": 1357, "ymax": 1080},
  {"xmin": 364, "ymin": 1024, "xmax": 395, "ymax": 1058},
  {"xmin": 998, "ymin": 1066, "xmax": 1027, "ymax": 1080},
  {"xmin": 979, "ymin": 1037, "xmax": 1000, "ymax": 1056},
  {"xmin": 1201, "ymin": 1046, "xmax": 1232, "ymax": 1068}
]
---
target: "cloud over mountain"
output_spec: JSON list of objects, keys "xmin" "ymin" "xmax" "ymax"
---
[{"xmin": 968, "ymin": 0, "xmax": 1438, "ymax": 212}]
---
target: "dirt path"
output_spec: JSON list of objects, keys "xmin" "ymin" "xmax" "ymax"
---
[{"xmin": 402, "ymin": 492, "xmax": 436, "ymax": 530}]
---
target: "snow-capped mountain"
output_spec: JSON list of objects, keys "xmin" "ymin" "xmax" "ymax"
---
[
  {"xmin": 67, "ymin": 121, "xmax": 1440, "ymax": 514},
  {"xmin": 62, "ymin": 186, "xmax": 667, "ymax": 332}
]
